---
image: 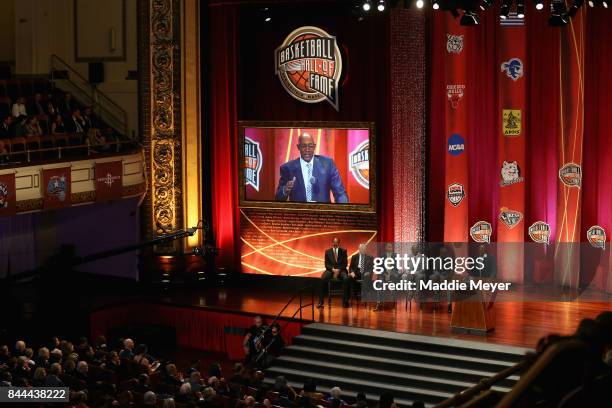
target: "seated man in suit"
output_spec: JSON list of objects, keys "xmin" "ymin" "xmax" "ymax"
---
[
  {"xmin": 347, "ymin": 244, "xmax": 373, "ymax": 306},
  {"xmin": 318, "ymin": 237, "xmax": 348, "ymax": 308},
  {"xmin": 275, "ymin": 132, "xmax": 348, "ymax": 203}
]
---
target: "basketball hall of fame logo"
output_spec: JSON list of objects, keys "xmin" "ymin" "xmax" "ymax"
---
[
  {"xmin": 349, "ymin": 140, "xmax": 369, "ymax": 189},
  {"xmin": 275, "ymin": 26, "xmax": 342, "ymax": 111},
  {"xmin": 470, "ymin": 221, "xmax": 492, "ymax": 243},
  {"xmin": 587, "ymin": 225, "xmax": 606, "ymax": 250},
  {"xmin": 244, "ymin": 137, "xmax": 262, "ymax": 191},
  {"xmin": 529, "ymin": 221, "xmax": 551, "ymax": 244},
  {"xmin": 559, "ymin": 162, "xmax": 582, "ymax": 188}
]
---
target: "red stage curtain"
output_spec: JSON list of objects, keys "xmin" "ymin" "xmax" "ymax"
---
[
  {"xmin": 209, "ymin": 5, "xmax": 241, "ymax": 270},
  {"xmin": 90, "ymin": 303, "xmax": 305, "ymax": 361},
  {"xmin": 429, "ymin": 8, "xmax": 612, "ymax": 289}
]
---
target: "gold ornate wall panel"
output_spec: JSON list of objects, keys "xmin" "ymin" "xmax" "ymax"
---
[{"xmin": 139, "ymin": 0, "xmax": 184, "ymax": 251}]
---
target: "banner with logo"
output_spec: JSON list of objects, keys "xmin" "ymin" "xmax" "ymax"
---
[
  {"xmin": 43, "ymin": 167, "xmax": 71, "ymax": 209},
  {"xmin": 0, "ymin": 173, "xmax": 16, "ymax": 216},
  {"xmin": 95, "ymin": 161, "xmax": 123, "ymax": 202},
  {"xmin": 554, "ymin": 10, "xmax": 585, "ymax": 288},
  {"xmin": 497, "ymin": 16, "xmax": 527, "ymax": 283},
  {"xmin": 443, "ymin": 15, "xmax": 468, "ymax": 242}
]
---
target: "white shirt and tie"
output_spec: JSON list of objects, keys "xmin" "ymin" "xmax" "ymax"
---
[{"xmin": 299, "ymin": 157, "xmax": 314, "ymax": 202}]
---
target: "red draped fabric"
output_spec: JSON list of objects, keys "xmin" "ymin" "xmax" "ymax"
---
[
  {"xmin": 429, "ymin": 8, "xmax": 612, "ymax": 289},
  {"xmin": 90, "ymin": 303, "xmax": 305, "ymax": 361},
  {"xmin": 209, "ymin": 5, "xmax": 241, "ymax": 270}
]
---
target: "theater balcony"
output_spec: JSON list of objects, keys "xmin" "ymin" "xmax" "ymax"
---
[{"xmin": 0, "ymin": 139, "xmax": 145, "ymax": 214}]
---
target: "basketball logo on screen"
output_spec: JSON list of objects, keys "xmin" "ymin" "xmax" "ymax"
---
[
  {"xmin": 275, "ymin": 26, "xmax": 342, "ymax": 111},
  {"xmin": 502, "ymin": 109, "xmax": 521, "ymax": 136},
  {"xmin": 587, "ymin": 225, "xmax": 606, "ymax": 250},
  {"xmin": 0, "ymin": 182, "xmax": 9, "ymax": 208},
  {"xmin": 470, "ymin": 221, "xmax": 492, "ymax": 243},
  {"xmin": 559, "ymin": 162, "xmax": 581, "ymax": 188},
  {"xmin": 349, "ymin": 140, "xmax": 369, "ymax": 189},
  {"xmin": 529, "ymin": 221, "xmax": 551, "ymax": 244},
  {"xmin": 244, "ymin": 137, "xmax": 262, "ymax": 191}
]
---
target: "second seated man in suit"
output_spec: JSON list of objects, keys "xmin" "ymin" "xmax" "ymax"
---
[
  {"xmin": 318, "ymin": 237, "xmax": 348, "ymax": 308},
  {"xmin": 275, "ymin": 132, "xmax": 349, "ymax": 203},
  {"xmin": 347, "ymin": 244, "xmax": 374, "ymax": 306}
]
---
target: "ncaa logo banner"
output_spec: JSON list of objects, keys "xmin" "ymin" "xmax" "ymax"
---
[
  {"xmin": 275, "ymin": 26, "xmax": 342, "ymax": 111},
  {"xmin": 244, "ymin": 137, "xmax": 262, "ymax": 191},
  {"xmin": 447, "ymin": 134, "xmax": 465, "ymax": 156}
]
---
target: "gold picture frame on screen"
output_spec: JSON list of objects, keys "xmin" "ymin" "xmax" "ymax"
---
[{"xmin": 238, "ymin": 121, "xmax": 376, "ymax": 213}]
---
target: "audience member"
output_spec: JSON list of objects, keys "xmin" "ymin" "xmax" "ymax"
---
[
  {"xmin": 0, "ymin": 116, "xmax": 13, "ymax": 139},
  {"xmin": 143, "ymin": 390, "xmax": 157, "ymax": 407},
  {"xmin": 328, "ymin": 387, "xmax": 346, "ymax": 405},
  {"xmin": 30, "ymin": 93, "xmax": 47, "ymax": 116},
  {"xmin": 66, "ymin": 108, "xmax": 86, "ymax": 133},
  {"xmin": 44, "ymin": 362, "xmax": 65, "ymax": 387},
  {"xmin": 354, "ymin": 392, "xmax": 368, "ymax": 408},
  {"xmin": 120, "ymin": 338, "xmax": 135, "ymax": 359},
  {"xmin": 300, "ymin": 378, "xmax": 324, "ymax": 401},
  {"xmin": 377, "ymin": 392, "xmax": 396, "ymax": 408},
  {"xmin": 11, "ymin": 97, "xmax": 27, "ymax": 117}
]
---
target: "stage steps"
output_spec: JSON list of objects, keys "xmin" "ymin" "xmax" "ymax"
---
[{"xmin": 264, "ymin": 323, "xmax": 530, "ymax": 407}]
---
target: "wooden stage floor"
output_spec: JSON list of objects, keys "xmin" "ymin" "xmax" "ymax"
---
[{"xmin": 153, "ymin": 285, "xmax": 612, "ymax": 349}]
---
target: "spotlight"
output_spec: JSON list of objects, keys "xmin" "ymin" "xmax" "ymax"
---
[
  {"xmin": 535, "ymin": 0, "xmax": 544, "ymax": 9},
  {"xmin": 500, "ymin": 0, "xmax": 513, "ymax": 18},
  {"xmin": 480, "ymin": 0, "xmax": 494, "ymax": 10},
  {"xmin": 567, "ymin": 0, "xmax": 584, "ymax": 15},
  {"xmin": 517, "ymin": 1, "xmax": 525, "ymax": 17},
  {"xmin": 549, "ymin": 0, "xmax": 569, "ymax": 25},
  {"xmin": 416, "ymin": 0, "xmax": 424, "ymax": 8},
  {"xmin": 604, "ymin": 0, "xmax": 608, "ymax": 7},
  {"xmin": 362, "ymin": 0, "xmax": 371, "ymax": 11},
  {"xmin": 460, "ymin": 10, "xmax": 481, "ymax": 25},
  {"xmin": 377, "ymin": 0, "xmax": 386, "ymax": 11},
  {"xmin": 433, "ymin": 0, "xmax": 440, "ymax": 8},
  {"xmin": 588, "ymin": 0, "xmax": 594, "ymax": 5}
]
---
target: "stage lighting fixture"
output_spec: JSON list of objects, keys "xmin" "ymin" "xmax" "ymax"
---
[
  {"xmin": 480, "ymin": 0, "xmax": 494, "ymax": 10},
  {"xmin": 549, "ymin": 0, "xmax": 569, "ymax": 25},
  {"xmin": 416, "ymin": 0, "xmax": 424, "ymax": 8},
  {"xmin": 535, "ymin": 0, "xmax": 544, "ymax": 9},
  {"xmin": 362, "ymin": 0, "xmax": 372, "ymax": 11},
  {"xmin": 517, "ymin": 1, "xmax": 525, "ymax": 17},
  {"xmin": 500, "ymin": 0, "xmax": 513, "ymax": 18},
  {"xmin": 460, "ymin": 10, "xmax": 481, "ymax": 25},
  {"xmin": 604, "ymin": 0, "xmax": 608, "ymax": 7},
  {"xmin": 377, "ymin": 0, "xmax": 386, "ymax": 11},
  {"xmin": 433, "ymin": 0, "xmax": 440, "ymax": 9},
  {"xmin": 567, "ymin": 0, "xmax": 584, "ymax": 15},
  {"xmin": 588, "ymin": 0, "xmax": 595, "ymax": 5}
]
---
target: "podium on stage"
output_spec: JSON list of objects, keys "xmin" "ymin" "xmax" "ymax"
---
[{"xmin": 450, "ymin": 285, "xmax": 495, "ymax": 335}]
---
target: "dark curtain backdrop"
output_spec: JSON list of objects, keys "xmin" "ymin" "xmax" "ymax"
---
[
  {"xmin": 208, "ymin": 2, "xmax": 394, "ymax": 270},
  {"xmin": 429, "ymin": 8, "xmax": 612, "ymax": 287}
]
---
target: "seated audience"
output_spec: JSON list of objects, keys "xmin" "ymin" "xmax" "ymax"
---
[
  {"xmin": 30, "ymin": 93, "xmax": 47, "ymax": 116},
  {"xmin": 354, "ymin": 392, "xmax": 368, "ymax": 408},
  {"xmin": 24, "ymin": 116, "xmax": 43, "ymax": 136},
  {"xmin": 328, "ymin": 387, "xmax": 346, "ymax": 405},
  {"xmin": 300, "ymin": 378, "xmax": 324, "ymax": 401},
  {"xmin": 50, "ymin": 114, "xmax": 66, "ymax": 134},
  {"xmin": 120, "ymin": 338, "xmax": 135, "ymax": 359},
  {"xmin": 66, "ymin": 107, "xmax": 87, "ymax": 133}
]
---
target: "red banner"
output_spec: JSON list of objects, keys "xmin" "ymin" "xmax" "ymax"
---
[
  {"xmin": 443, "ymin": 15, "xmax": 468, "ymax": 242},
  {"xmin": 43, "ymin": 167, "xmax": 71, "ymax": 209},
  {"xmin": 0, "ymin": 173, "xmax": 16, "ymax": 216},
  {"xmin": 555, "ymin": 11, "xmax": 585, "ymax": 288},
  {"xmin": 497, "ymin": 20, "xmax": 527, "ymax": 283},
  {"xmin": 95, "ymin": 161, "xmax": 123, "ymax": 202}
]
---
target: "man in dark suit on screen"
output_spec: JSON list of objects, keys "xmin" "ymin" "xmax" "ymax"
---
[
  {"xmin": 275, "ymin": 133, "xmax": 348, "ymax": 203},
  {"xmin": 318, "ymin": 237, "xmax": 348, "ymax": 308}
]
